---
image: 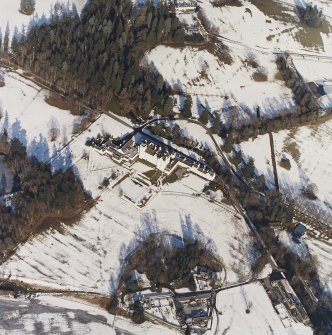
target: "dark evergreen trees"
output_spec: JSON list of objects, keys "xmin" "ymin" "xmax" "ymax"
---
[
  {"xmin": 242, "ymin": 157, "xmax": 255, "ymax": 180},
  {"xmin": 0, "ymin": 137, "xmax": 87, "ymax": 263},
  {"xmin": 199, "ymin": 107, "xmax": 209, "ymax": 124},
  {"xmin": 3, "ymin": 23, "xmax": 9, "ymax": 53},
  {"xmin": 300, "ymin": 4, "xmax": 323, "ymax": 27},
  {"xmin": 181, "ymin": 94, "xmax": 192, "ymax": 118},
  {"xmin": 211, "ymin": 114, "xmax": 220, "ymax": 133},
  {"xmin": 15, "ymin": 0, "xmax": 185, "ymax": 119}
]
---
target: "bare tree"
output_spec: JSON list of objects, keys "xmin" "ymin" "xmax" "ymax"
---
[
  {"xmin": 19, "ymin": 0, "xmax": 36, "ymax": 15},
  {"xmin": 48, "ymin": 117, "xmax": 60, "ymax": 142}
]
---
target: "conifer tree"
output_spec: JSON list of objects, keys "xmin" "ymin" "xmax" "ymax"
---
[
  {"xmin": 181, "ymin": 94, "xmax": 192, "ymax": 118},
  {"xmin": 3, "ymin": 24, "xmax": 9, "ymax": 53},
  {"xmin": 0, "ymin": 28, "xmax": 2, "ymax": 52},
  {"xmin": 199, "ymin": 107, "xmax": 209, "ymax": 125},
  {"xmin": 211, "ymin": 114, "xmax": 220, "ymax": 133}
]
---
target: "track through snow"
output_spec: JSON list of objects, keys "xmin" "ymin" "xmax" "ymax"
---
[{"xmin": 0, "ymin": 172, "xmax": 256, "ymax": 294}]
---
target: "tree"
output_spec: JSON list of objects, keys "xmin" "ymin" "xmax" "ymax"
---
[
  {"xmin": 14, "ymin": 0, "xmax": 184, "ymax": 119},
  {"xmin": 3, "ymin": 23, "xmax": 9, "ymax": 53},
  {"xmin": 223, "ymin": 133, "xmax": 234, "ymax": 153},
  {"xmin": 304, "ymin": 183, "xmax": 318, "ymax": 200},
  {"xmin": 181, "ymin": 94, "xmax": 192, "ymax": 118},
  {"xmin": 11, "ymin": 27, "xmax": 20, "ymax": 55},
  {"xmin": 0, "ymin": 28, "xmax": 3, "ymax": 52},
  {"xmin": 48, "ymin": 118, "xmax": 60, "ymax": 141},
  {"xmin": 232, "ymin": 150, "xmax": 242, "ymax": 166},
  {"xmin": 301, "ymin": 4, "xmax": 323, "ymax": 27},
  {"xmin": 0, "ymin": 70, "xmax": 4, "ymax": 88},
  {"xmin": 255, "ymin": 174, "xmax": 265, "ymax": 191},
  {"xmin": 131, "ymin": 301, "xmax": 145, "ymax": 324},
  {"xmin": 163, "ymin": 97, "xmax": 173, "ymax": 116},
  {"xmin": 199, "ymin": 107, "xmax": 209, "ymax": 125},
  {"xmin": 107, "ymin": 294, "xmax": 119, "ymax": 314},
  {"xmin": 0, "ymin": 173, "xmax": 6, "ymax": 196},
  {"xmin": 211, "ymin": 114, "xmax": 220, "ymax": 134},
  {"xmin": 242, "ymin": 157, "xmax": 255, "ymax": 180},
  {"xmin": 19, "ymin": 0, "xmax": 36, "ymax": 15}
]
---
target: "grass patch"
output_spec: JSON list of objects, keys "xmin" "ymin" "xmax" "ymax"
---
[
  {"xmin": 143, "ymin": 169, "xmax": 162, "ymax": 184},
  {"xmin": 163, "ymin": 173, "xmax": 178, "ymax": 184},
  {"xmin": 294, "ymin": 20, "xmax": 332, "ymax": 50},
  {"xmin": 250, "ymin": 0, "xmax": 294, "ymax": 22},
  {"xmin": 279, "ymin": 157, "xmax": 291, "ymax": 170},
  {"xmin": 274, "ymin": 70, "xmax": 283, "ymax": 81},
  {"xmin": 221, "ymin": 197, "xmax": 233, "ymax": 206},
  {"xmin": 252, "ymin": 72, "xmax": 268, "ymax": 82},
  {"xmin": 45, "ymin": 93, "xmax": 79, "ymax": 115},
  {"xmin": 283, "ymin": 139, "xmax": 301, "ymax": 164},
  {"xmin": 211, "ymin": 0, "xmax": 242, "ymax": 7}
]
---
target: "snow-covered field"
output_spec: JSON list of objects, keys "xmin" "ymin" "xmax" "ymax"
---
[
  {"xmin": 200, "ymin": 0, "xmax": 332, "ymax": 54},
  {"xmin": 0, "ymin": 136, "xmax": 258, "ymax": 293},
  {"xmin": 0, "ymin": 294, "xmax": 116, "ymax": 335},
  {"xmin": 0, "ymin": 68, "xmax": 256, "ymax": 296},
  {"xmin": 0, "ymin": 0, "xmax": 86, "ymax": 40},
  {"xmin": 0, "ymin": 69, "xmax": 79, "ymax": 163},
  {"xmin": 0, "ymin": 294, "xmax": 180, "ymax": 335},
  {"xmin": 148, "ymin": 45, "xmax": 295, "ymax": 124},
  {"xmin": 293, "ymin": 56, "xmax": 332, "ymax": 82},
  {"xmin": 239, "ymin": 118, "xmax": 332, "ymax": 219},
  {"xmin": 208, "ymin": 282, "xmax": 313, "ymax": 335}
]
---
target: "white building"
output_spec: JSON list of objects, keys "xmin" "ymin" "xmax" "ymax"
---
[{"xmin": 139, "ymin": 143, "xmax": 171, "ymax": 171}]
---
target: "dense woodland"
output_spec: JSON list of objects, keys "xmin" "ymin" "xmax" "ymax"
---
[
  {"xmin": 10, "ymin": 0, "xmax": 184, "ymax": 118},
  {"xmin": 0, "ymin": 132, "xmax": 88, "ymax": 262},
  {"xmin": 121, "ymin": 236, "xmax": 222, "ymax": 292}
]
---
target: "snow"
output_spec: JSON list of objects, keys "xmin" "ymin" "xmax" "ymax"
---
[
  {"xmin": 147, "ymin": 45, "xmax": 295, "ymax": 124},
  {"xmin": 76, "ymin": 113, "xmax": 132, "ymax": 142},
  {"xmin": 208, "ymin": 282, "xmax": 313, "ymax": 335},
  {"xmin": 239, "ymin": 118, "xmax": 332, "ymax": 218},
  {"xmin": 200, "ymin": 0, "xmax": 332, "ymax": 54},
  {"xmin": 293, "ymin": 56, "xmax": 332, "ymax": 82},
  {"xmin": 0, "ymin": 294, "xmax": 182, "ymax": 335},
  {"xmin": 177, "ymin": 12, "xmax": 197, "ymax": 27},
  {"xmin": 0, "ymin": 0, "xmax": 87, "ymax": 41},
  {"xmin": 306, "ymin": 238, "xmax": 332, "ymax": 293},
  {"xmin": 0, "ymin": 153, "xmax": 256, "ymax": 293},
  {"xmin": 0, "ymin": 294, "xmax": 116, "ymax": 335},
  {"xmin": 115, "ymin": 176, "xmax": 152, "ymax": 206},
  {"xmin": 171, "ymin": 119, "xmax": 220, "ymax": 152},
  {"xmin": 177, "ymin": 173, "xmax": 208, "ymax": 193},
  {"xmin": 0, "ymin": 69, "xmax": 78, "ymax": 163}
]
